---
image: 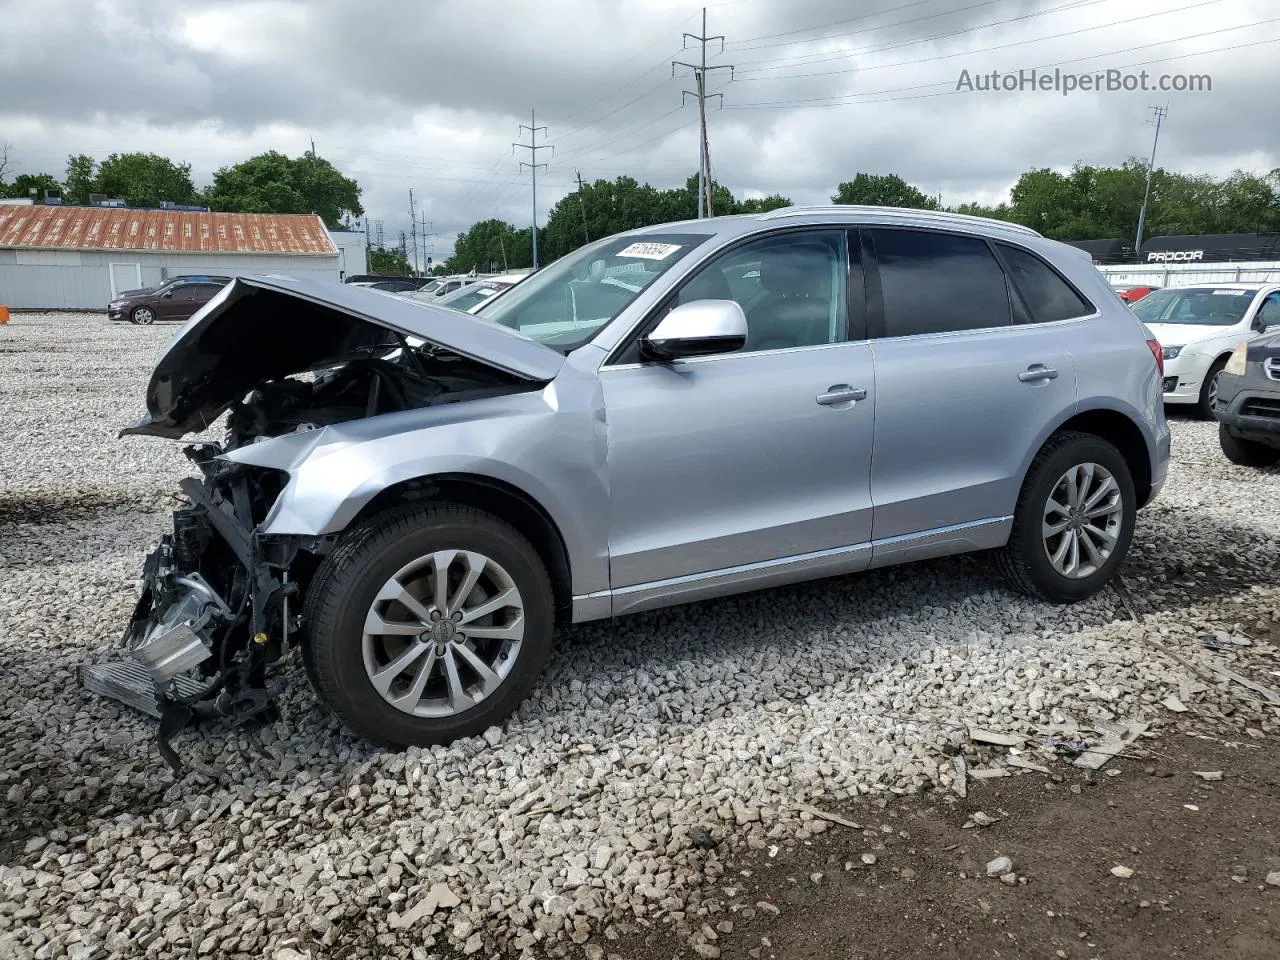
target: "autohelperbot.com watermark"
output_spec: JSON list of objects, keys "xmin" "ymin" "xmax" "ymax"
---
[{"xmin": 956, "ymin": 67, "xmax": 1211, "ymax": 96}]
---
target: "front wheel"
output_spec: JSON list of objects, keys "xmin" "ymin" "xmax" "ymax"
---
[
  {"xmin": 998, "ymin": 431, "xmax": 1136, "ymax": 603},
  {"xmin": 130, "ymin": 306, "xmax": 155, "ymax": 325},
  {"xmin": 1197, "ymin": 356, "xmax": 1228, "ymax": 419},
  {"xmin": 302, "ymin": 504, "xmax": 554, "ymax": 747},
  {"xmin": 1219, "ymin": 423, "xmax": 1280, "ymax": 467}
]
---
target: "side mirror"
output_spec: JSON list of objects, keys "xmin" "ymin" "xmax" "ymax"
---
[
  {"xmin": 161, "ymin": 290, "xmax": 173, "ymax": 299},
  {"xmin": 1253, "ymin": 316, "xmax": 1267, "ymax": 333},
  {"xmin": 640, "ymin": 299, "xmax": 748, "ymax": 361}
]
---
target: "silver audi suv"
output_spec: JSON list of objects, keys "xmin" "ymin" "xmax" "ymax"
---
[{"xmin": 94, "ymin": 206, "xmax": 1171, "ymax": 756}]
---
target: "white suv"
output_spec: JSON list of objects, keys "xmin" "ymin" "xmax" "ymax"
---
[{"xmin": 1133, "ymin": 283, "xmax": 1280, "ymax": 417}]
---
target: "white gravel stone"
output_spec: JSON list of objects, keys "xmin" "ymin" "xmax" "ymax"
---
[{"xmin": 2, "ymin": 313, "xmax": 1278, "ymax": 958}]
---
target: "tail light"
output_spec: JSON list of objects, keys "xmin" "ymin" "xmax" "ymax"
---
[{"xmin": 1146, "ymin": 338, "xmax": 1164, "ymax": 376}]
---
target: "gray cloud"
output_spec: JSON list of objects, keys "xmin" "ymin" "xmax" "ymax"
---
[{"xmin": 2, "ymin": 0, "xmax": 1276, "ymax": 257}]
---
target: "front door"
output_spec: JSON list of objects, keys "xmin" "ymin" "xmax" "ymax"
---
[{"xmin": 600, "ymin": 228, "xmax": 877, "ymax": 602}]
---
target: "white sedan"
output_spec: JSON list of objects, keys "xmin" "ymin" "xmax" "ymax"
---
[{"xmin": 1132, "ymin": 283, "xmax": 1280, "ymax": 417}]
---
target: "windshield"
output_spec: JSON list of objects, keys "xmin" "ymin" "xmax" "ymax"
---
[
  {"xmin": 440, "ymin": 283, "xmax": 509, "ymax": 312},
  {"xmin": 477, "ymin": 233, "xmax": 712, "ymax": 351},
  {"xmin": 1131, "ymin": 287, "xmax": 1257, "ymax": 326}
]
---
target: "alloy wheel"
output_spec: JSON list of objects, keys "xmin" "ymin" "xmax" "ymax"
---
[
  {"xmin": 1041, "ymin": 462, "xmax": 1124, "ymax": 579},
  {"xmin": 361, "ymin": 550, "xmax": 525, "ymax": 717}
]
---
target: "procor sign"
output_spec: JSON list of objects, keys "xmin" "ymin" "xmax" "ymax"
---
[{"xmin": 1146, "ymin": 250, "xmax": 1205, "ymax": 262}]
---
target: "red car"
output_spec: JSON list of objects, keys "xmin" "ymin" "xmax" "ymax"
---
[{"xmin": 1114, "ymin": 284, "xmax": 1160, "ymax": 304}]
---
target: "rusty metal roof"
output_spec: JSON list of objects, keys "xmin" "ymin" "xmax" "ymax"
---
[{"xmin": 0, "ymin": 206, "xmax": 337, "ymax": 256}]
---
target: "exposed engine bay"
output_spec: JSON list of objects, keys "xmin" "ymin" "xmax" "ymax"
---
[
  {"xmin": 223, "ymin": 344, "xmax": 526, "ymax": 448},
  {"xmin": 84, "ymin": 277, "xmax": 560, "ymax": 771}
]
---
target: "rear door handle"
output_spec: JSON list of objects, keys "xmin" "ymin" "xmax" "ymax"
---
[
  {"xmin": 1019, "ymin": 364, "xmax": 1059, "ymax": 383},
  {"xmin": 816, "ymin": 385, "xmax": 868, "ymax": 406}
]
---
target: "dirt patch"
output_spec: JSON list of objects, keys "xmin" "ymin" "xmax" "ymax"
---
[
  {"xmin": 0, "ymin": 489, "xmax": 172, "ymax": 527},
  {"xmin": 614, "ymin": 735, "xmax": 1280, "ymax": 960}
]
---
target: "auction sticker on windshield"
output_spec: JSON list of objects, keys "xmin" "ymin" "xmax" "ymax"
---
[{"xmin": 618, "ymin": 242, "xmax": 682, "ymax": 260}]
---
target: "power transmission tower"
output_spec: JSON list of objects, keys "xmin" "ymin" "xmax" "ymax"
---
[
  {"xmin": 674, "ymin": 8, "xmax": 733, "ymax": 218},
  {"xmin": 1135, "ymin": 105, "xmax": 1168, "ymax": 255},
  {"xmin": 575, "ymin": 170, "xmax": 590, "ymax": 244},
  {"xmin": 514, "ymin": 110, "xmax": 553, "ymax": 270},
  {"xmin": 408, "ymin": 189, "xmax": 420, "ymax": 276}
]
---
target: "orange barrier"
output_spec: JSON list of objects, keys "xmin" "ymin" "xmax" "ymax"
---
[{"xmin": 0, "ymin": 305, "xmax": 9, "ymax": 324}]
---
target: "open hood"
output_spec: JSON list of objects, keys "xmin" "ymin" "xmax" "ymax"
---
[{"xmin": 121, "ymin": 274, "xmax": 565, "ymax": 439}]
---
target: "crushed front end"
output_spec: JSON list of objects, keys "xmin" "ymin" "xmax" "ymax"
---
[{"xmin": 82, "ymin": 446, "xmax": 316, "ymax": 772}]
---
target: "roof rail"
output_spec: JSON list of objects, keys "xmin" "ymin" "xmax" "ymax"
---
[{"xmin": 760, "ymin": 204, "xmax": 1041, "ymax": 237}]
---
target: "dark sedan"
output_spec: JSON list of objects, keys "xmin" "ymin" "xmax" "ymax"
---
[
  {"xmin": 108, "ymin": 276, "xmax": 231, "ymax": 325},
  {"xmin": 1214, "ymin": 327, "xmax": 1280, "ymax": 467}
]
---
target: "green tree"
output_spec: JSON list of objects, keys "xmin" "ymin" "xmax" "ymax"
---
[
  {"xmin": 64, "ymin": 154, "xmax": 97, "ymax": 205},
  {"xmin": 0, "ymin": 172, "xmax": 63, "ymax": 200},
  {"xmin": 205, "ymin": 150, "xmax": 363, "ymax": 228},
  {"xmin": 368, "ymin": 247, "xmax": 412, "ymax": 275},
  {"xmin": 93, "ymin": 152, "xmax": 199, "ymax": 207},
  {"xmin": 832, "ymin": 173, "xmax": 939, "ymax": 209},
  {"xmin": 737, "ymin": 193, "xmax": 793, "ymax": 213}
]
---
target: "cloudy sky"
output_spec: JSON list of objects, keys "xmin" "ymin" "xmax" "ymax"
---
[{"xmin": 2, "ymin": 0, "xmax": 1276, "ymax": 260}]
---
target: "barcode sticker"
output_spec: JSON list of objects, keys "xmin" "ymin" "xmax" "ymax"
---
[{"xmin": 618, "ymin": 242, "xmax": 682, "ymax": 260}]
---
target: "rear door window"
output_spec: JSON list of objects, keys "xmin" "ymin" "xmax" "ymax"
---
[{"xmin": 869, "ymin": 229, "xmax": 1012, "ymax": 337}]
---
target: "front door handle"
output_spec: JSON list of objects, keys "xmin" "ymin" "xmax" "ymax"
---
[
  {"xmin": 816, "ymin": 385, "xmax": 868, "ymax": 406},
  {"xmin": 1019, "ymin": 364, "xmax": 1059, "ymax": 383}
]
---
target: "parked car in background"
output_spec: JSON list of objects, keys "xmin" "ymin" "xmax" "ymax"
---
[
  {"xmin": 1131, "ymin": 283, "xmax": 1280, "ymax": 417},
  {"xmin": 1213, "ymin": 325, "xmax": 1280, "ymax": 466},
  {"xmin": 108, "ymin": 276, "xmax": 232, "ymax": 325},
  {"xmin": 348, "ymin": 279, "xmax": 428, "ymax": 293},
  {"xmin": 106, "ymin": 206, "xmax": 1169, "ymax": 751},
  {"xmin": 432, "ymin": 273, "xmax": 527, "ymax": 313},
  {"xmin": 1113, "ymin": 283, "xmax": 1160, "ymax": 303}
]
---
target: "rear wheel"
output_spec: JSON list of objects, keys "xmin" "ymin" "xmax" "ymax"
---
[
  {"xmin": 302, "ymin": 504, "xmax": 554, "ymax": 747},
  {"xmin": 1219, "ymin": 423, "xmax": 1280, "ymax": 467},
  {"xmin": 130, "ymin": 305, "xmax": 155, "ymax": 325},
  {"xmin": 1197, "ymin": 356, "xmax": 1228, "ymax": 419},
  {"xmin": 998, "ymin": 431, "xmax": 1136, "ymax": 602}
]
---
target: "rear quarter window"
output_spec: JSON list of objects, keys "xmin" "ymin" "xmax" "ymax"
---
[{"xmin": 997, "ymin": 244, "xmax": 1093, "ymax": 323}]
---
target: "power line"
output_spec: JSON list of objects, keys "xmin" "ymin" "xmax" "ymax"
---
[
  {"xmin": 721, "ymin": 30, "xmax": 1280, "ymax": 110},
  {"xmin": 513, "ymin": 110, "xmax": 552, "ymax": 270},
  {"xmin": 731, "ymin": 0, "xmax": 1229, "ymax": 83},
  {"xmin": 674, "ymin": 7, "xmax": 733, "ymax": 217},
  {"xmin": 730, "ymin": 0, "xmax": 1109, "ymax": 69}
]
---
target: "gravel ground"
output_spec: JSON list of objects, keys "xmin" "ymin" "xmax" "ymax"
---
[{"xmin": 1, "ymin": 313, "xmax": 1278, "ymax": 960}]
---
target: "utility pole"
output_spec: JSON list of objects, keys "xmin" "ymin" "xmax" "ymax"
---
[
  {"xmin": 408, "ymin": 189, "xmax": 419, "ymax": 276},
  {"xmin": 1135, "ymin": 105, "xmax": 1168, "ymax": 255},
  {"xmin": 514, "ymin": 110, "xmax": 552, "ymax": 270},
  {"xmin": 575, "ymin": 170, "xmax": 590, "ymax": 244},
  {"xmin": 420, "ymin": 212, "xmax": 433, "ymax": 272},
  {"xmin": 674, "ymin": 8, "xmax": 733, "ymax": 218}
]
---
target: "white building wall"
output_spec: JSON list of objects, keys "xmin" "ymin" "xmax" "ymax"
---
[
  {"xmin": 328, "ymin": 231, "xmax": 368, "ymax": 279},
  {"xmin": 0, "ymin": 250, "xmax": 340, "ymax": 309}
]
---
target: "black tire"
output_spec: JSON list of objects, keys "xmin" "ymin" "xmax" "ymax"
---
[
  {"xmin": 130, "ymin": 305, "xmax": 155, "ymax": 325},
  {"xmin": 1219, "ymin": 423, "xmax": 1280, "ymax": 467},
  {"xmin": 998, "ymin": 431, "xmax": 1137, "ymax": 603},
  {"xmin": 1196, "ymin": 356, "xmax": 1228, "ymax": 419},
  {"xmin": 302, "ymin": 503, "xmax": 554, "ymax": 747}
]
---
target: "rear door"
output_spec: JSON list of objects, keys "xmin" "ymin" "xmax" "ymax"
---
[{"xmin": 863, "ymin": 228, "xmax": 1084, "ymax": 560}]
